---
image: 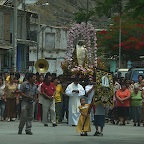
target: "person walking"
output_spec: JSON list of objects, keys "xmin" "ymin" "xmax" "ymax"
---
[
  {"xmin": 93, "ymin": 102, "xmax": 106, "ymax": 136},
  {"xmin": 18, "ymin": 73, "xmax": 37, "ymax": 135},
  {"xmin": 76, "ymin": 98, "xmax": 91, "ymax": 136},
  {"xmin": 41, "ymin": 73, "xmax": 57, "ymax": 127},
  {"xmin": 65, "ymin": 75, "xmax": 85, "ymax": 126}
]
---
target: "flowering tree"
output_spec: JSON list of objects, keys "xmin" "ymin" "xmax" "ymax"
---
[{"xmin": 97, "ymin": 16, "xmax": 144, "ymax": 61}]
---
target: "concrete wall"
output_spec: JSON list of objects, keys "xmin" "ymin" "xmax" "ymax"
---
[
  {"xmin": 29, "ymin": 26, "xmax": 68, "ymax": 76},
  {"xmin": 0, "ymin": 12, "xmax": 4, "ymax": 42}
]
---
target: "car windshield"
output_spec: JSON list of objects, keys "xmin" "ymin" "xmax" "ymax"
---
[{"xmin": 132, "ymin": 70, "xmax": 144, "ymax": 82}]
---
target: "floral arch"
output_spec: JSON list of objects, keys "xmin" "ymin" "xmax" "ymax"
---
[{"xmin": 61, "ymin": 22, "xmax": 98, "ymax": 76}]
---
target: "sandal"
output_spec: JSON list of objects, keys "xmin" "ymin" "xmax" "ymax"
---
[{"xmin": 94, "ymin": 131, "xmax": 100, "ymax": 136}]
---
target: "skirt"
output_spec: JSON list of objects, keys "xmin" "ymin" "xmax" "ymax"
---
[
  {"xmin": 93, "ymin": 115, "xmax": 105, "ymax": 127},
  {"xmin": 117, "ymin": 106, "xmax": 129, "ymax": 118}
]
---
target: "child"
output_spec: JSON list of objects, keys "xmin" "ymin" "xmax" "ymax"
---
[
  {"xmin": 76, "ymin": 98, "xmax": 91, "ymax": 136},
  {"xmin": 93, "ymin": 102, "xmax": 105, "ymax": 136}
]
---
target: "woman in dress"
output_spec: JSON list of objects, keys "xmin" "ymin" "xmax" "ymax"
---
[
  {"xmin": 116, "ymin": 82, "xmax": 131, "ymax": 125},
  {"xmin": 5, "ymin": 74, "xmax": 18, "ymax": 121}
]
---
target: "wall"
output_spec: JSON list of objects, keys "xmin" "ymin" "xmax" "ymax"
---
[
  {"xmin": 29, "ymin": 26, "xmax": 67, "ymax": 76},
  {"xmin": 0, "ymin": 12, "xmax": 4, "ymax": 42}
]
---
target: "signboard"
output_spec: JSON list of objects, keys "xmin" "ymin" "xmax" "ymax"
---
[
  {"xmin": 25, "ymin": 0, "xmax": 38, "ymax": 4},
  {"xmin": 27, "ymin": 61, "xmax": 34, "ymax": 66}
]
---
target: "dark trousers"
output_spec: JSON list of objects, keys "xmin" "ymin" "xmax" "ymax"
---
[
  {"xmin": 55, "ymin": 102, "xmax": 62, "ymax": 122},
  {"xmin": 18, "ymin": 101, "xmax": 33, "ymax": 132},
  {"xmin": 0, "ymin": 100, "xmax": 5, "ymax": 117}
]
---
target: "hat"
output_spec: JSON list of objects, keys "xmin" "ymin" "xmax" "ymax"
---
[{"xmin": 134, "ymin": 83, "xmax": 139, "ymax": 89}]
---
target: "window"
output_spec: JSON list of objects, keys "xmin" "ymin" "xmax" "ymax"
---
[
  {"xmin": 45, "ymin": 33, "xmax": 55, "ymax": 50},
  {"xmin": 0, "ymin": 12, "xmax": 4, "ymax": 41},
  {"xmin": 28, "ymin": 30, "xmax": 37, "ymax": 42},
  {"xmin": 132, "ymin": 70, "xmax": 144, "ymax": 82}
]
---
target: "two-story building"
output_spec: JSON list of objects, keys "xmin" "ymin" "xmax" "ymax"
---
[
  {"xmin": 0, "ymin": 4, "xmax": 37, "ymax": 72},
  {"xmin": 29, "ymin": 24, "xmax": 68, "ymax": 76}
]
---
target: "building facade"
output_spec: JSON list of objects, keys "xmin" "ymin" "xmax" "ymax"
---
[
  {"xmin": 29, "ymin": 25, "xmax": 68, "ymax": 76},
  {"xmin": 0, "ymin": 5, "xmax": 37, "ymax": 72}
]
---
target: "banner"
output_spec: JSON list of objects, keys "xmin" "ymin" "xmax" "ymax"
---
[
  {"xmin": 93, "ymin": 69, "xmax": 114, "ymax": 105},
  {"xmin": 25, "ymin": 0, "xmax": 38, "ymax": 4}
]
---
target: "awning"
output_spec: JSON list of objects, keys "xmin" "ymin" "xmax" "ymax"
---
[
  {"xmin": 0, "ymin": 45, "xmax": 12, "ymax": 50},
  {"xmin": 17, "ymin": 39, "xmax": 37, "ymax": 46}
]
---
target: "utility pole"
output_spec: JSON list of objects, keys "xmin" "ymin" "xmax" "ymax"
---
[
  {"xmin": 37, "ymin": 13, "xmax": 40, "ymax": 60},
  {"xmin": 13, "ymin": 0, "xmax": 17, "ymax": 72},
  {"xmin": 37, "ymin": 3, "xmax": 49, "ymax": 60},
  {"xmin": 118, "ymin": 18, "xmax": 122, "ymax": 68}
]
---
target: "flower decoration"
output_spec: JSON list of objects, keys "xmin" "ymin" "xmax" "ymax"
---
[
  {"xmin": 62, "ymin": 22, "xmax": 98, "ymax": 77},
  {"xmin": 71, "ymin": 65, "xmax": 94, "ymax": 77},
  {"xmin": 66, "ymin": 22, "xmax": 98, "ymax": 67}
]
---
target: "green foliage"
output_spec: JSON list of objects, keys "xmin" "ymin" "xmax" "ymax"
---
[
  {"xmin": 124, "ymin": 0, "xmax": 144, "ymax": 17},
  {"xmin": 96, "ymin": 0, "xmax": 123, "ymax": 17},
  {"xmin": 74, "ymin": 8, "xmax": 95, "ymax": 23},
  {"xmin": 97, "ymin": 16, "xmax": 144, "ymax": 61}
]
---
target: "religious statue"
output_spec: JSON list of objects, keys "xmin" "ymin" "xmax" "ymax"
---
[
  {"xmin": 94, "ymin": 69, "xmax": 114, "ymax": 105},
  {"xmin": 72, "ymin": 40, "xmax": 87, "ymax": 67}
]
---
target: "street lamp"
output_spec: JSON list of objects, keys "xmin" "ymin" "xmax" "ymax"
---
[{"xmin": 37, "ymin": 3, "xmax": 49, "ymax": 60}]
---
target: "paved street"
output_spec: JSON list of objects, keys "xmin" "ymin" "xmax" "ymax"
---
[{"xmin": 0, "ymin": 120, "xmax": 144, "ymax": 144}]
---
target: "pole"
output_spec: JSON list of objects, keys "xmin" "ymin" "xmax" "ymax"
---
[
  {"xmin": 118, "ymin": 18, "xmax": 121, "ymax": 68},
  {"xmin": 41, "ymin": 28, "xmax": 44, "ymax": 58},
  {"xmin": 13, "ymin": 0, "xmax": 17, "ymax": 72},
  {"xmin": 86, "ymin": 0, "xmax": 89, "ymax": 24},
  {"xmin": 37, "ymin": 13, "xmax": 40, "ymax": 60}
]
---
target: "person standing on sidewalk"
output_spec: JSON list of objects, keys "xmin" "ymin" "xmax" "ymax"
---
[
  {"xmin": 18, "ymin": 73, "xmax": 37, "ymax": 135},
  {"xmin": 0, "ymin": 77, "xmax": 6, "ymax": 121},
  {"xmin": 53, "ymin": 76, "xmax": 63, "ymax": 124},
  {"xmin": 131, "ymin": 83, "xmax": 142, "ymax": 126}
]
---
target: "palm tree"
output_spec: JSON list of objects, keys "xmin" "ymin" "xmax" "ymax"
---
[
  {"xmin": 95, "ymin": 0, "xmax": 123, "ymax": 18},
  {"xmin": 126, "ymin": 0, "xmax": 144, "ymax": 17}
]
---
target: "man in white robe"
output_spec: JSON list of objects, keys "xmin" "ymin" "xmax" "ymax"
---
[{"xmin": 65, "ymin": 76, "xmax": 85, "ymax": 126}]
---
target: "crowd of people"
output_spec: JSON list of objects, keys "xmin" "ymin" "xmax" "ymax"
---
[
  {"xmin": 0, "ymin": 71, "xmax": 144, "ymax": 136},
  {"xmin": 108, "ymin": 75, "xmax": 144, "ymax": 127}
]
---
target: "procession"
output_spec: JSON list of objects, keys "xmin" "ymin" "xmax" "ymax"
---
[
  {"xmin": 0, "ymin": 1, "xmax": 144, "ymax": 144},
  {"xmin": 0, "ymin": 22, "xmax": 144, "ymax": 137}
]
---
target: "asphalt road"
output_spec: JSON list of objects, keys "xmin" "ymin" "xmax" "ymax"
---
[{"xmin": 0, "ymin": 121, "xmax": 144, "ymax": 144}]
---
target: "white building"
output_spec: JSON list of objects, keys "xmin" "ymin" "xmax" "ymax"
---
[{"xmin": 29, "ymin": 25, "xmax": 68, "ymax": 76}]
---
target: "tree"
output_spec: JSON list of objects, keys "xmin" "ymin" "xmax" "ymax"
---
[
  {"xmin": 74, "ymin": 7, "xmax": 95, "ymax": 23},
  {"xmin": 75, "ymin": 8, "xmax": 95, "ymax": 23},
  {"xmin": 97, "ymin": 16, "xmax": 144, "ymax": 61},
  {"xmin": 126, "ymin": 0, "xmax": 144, "ymax": 17},
  {"xmin": 96, "ymin": 0, "xmax": 123, "ymax": 17}
]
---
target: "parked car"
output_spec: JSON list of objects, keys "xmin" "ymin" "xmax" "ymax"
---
[
  {"xmin": 125, "ymin": 68, "xmax": 144, "ymax": 82},
  {"xmin": 115, "ymin": 68, "xmax": 129, "ymax": 79}
]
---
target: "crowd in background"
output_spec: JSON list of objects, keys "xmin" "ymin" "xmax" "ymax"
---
[
  {"xmin": 109, "ymin": 75, "xmax": 144, "ymax": 127},
  {"xmin": 0, "ymin": 71, "xmax": 144, "ymax": 129},
  {"xmin": 0, "ymin": 72, "xmax": 70, "ymax": 125}
]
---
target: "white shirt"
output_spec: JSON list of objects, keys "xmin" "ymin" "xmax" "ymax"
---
[
  {"xmin": 0, "ymin": 84, "xmax": 5, "ymax": 100},
  {"xmin": 85, "ymin": 84, "xmax": 94, "ymax": 104}
]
